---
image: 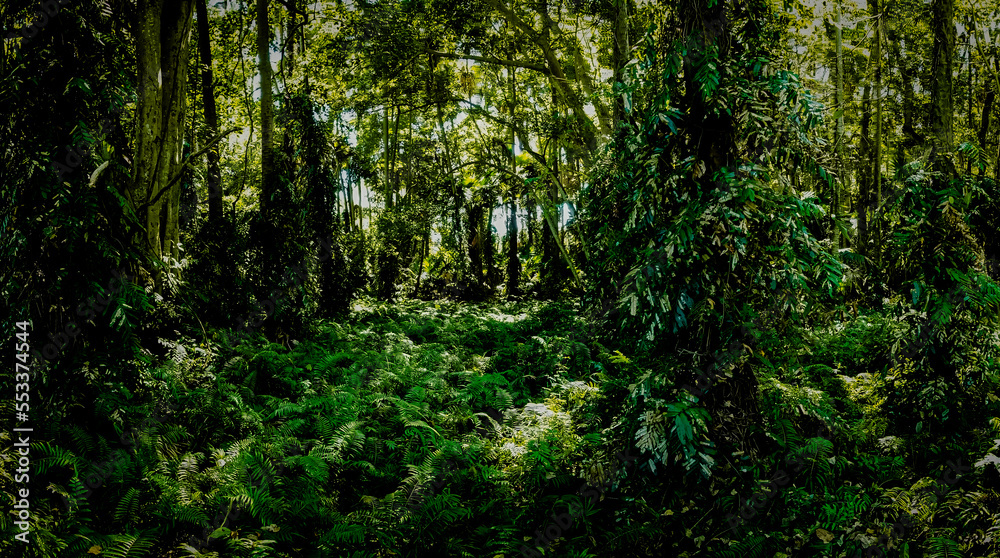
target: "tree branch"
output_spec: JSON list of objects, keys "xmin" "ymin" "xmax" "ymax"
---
[
  {"xmin": 429, "ymin": 50, "xmax": 551, "ymax": 75},
  {"xmin": 141, "ymin": 127, "xmax": 241, "ymax": 213}
]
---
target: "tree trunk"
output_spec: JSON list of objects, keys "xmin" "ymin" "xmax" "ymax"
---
[
  {"xmin": 871, "ymin": 0, "xmax": 883, "ymax": 264},
  {"xmin": 257, "ymin": 0, "xmax": 276, "ymax": 223},
  {"xmin": 485, "ymin": 204, "xmax": 499, "ymax": 288},
  {"xmin": 929, "ymin": 0, "xmax": 956, "ymax": 177},
  {"xmin": 505, "ymin": 197, "xmax": 520, "ymax": 298},
  {"xmin": 611, "ymin": 0, "xmax": 631, "ymax": 129},
  {"xmin": 833, "ymin": 0, "xmax": 845, "ymax": 249},
  {"xmin": 196, "ymin": 0, "xmax": 223, "ymax": 222},
  {"xmin": 467, "ymin": 202, "xmax": 486, "ymax": 290},
  {"xmin": 858, "ymin": 84, "xmax": 873, "ymax": 253},
  {"xmin": 131, "ymin": 0, "xmax": 195, "ymax": 291},
  {"xmin": 384, "ymin": 106, "xmax": 392, "ymax": 207},
  {"xmin": 540, "ymin": 137, "xmax": 564, "ymax": 294},
  {"xmin": 681, "ymin": 0, "xmax": 734, "ymax": 175},
  {"xmin": 979, "ymin": 85, "xmax": 994, "ymax": 178}
]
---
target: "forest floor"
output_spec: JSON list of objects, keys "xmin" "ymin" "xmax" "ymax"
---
[{"xmin": 21, "ymin": 299, "xmax": 1000, "ymax": 557}]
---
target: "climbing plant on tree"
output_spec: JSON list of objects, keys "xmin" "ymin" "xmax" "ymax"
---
[{"xmin": 580, "ymin": 0, "xmax": 843, "ymax": 473}]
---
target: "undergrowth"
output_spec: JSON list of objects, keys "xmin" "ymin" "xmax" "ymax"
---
[{"xmin": 3, "ymin": 300, "xmax": 1000, "ymax": 558}]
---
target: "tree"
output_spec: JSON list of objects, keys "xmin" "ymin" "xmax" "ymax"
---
[{"xmin": 130, "ymin": 0, "xmax": 196, "ymax": 291}]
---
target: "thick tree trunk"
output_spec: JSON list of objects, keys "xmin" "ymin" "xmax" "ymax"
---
[
  {"xmin": 196, "ymin": 0, "xmax": 223, "ymax": 222},
  {"xmin": 680, "ymin": 0, "xmax": 734, "ymax": 175},
  {"xmin": 929, "ymin": 0, "xmax": 956, "ymax": 177},
  {"xmin": 131, "ymin": 0, "xmax": 195, "ymax": 291}
]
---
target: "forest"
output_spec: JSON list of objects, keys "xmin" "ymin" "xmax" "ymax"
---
[{"xmin": 3, "ymin": 0, "xmax": 1000, "ymax": 556}]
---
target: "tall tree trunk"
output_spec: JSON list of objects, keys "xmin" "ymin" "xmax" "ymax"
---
[
  {"xmin": 437, "ymin": 103, "xmax": 467, "ymax": 280},
  {"xmin": 384, "ymin": 106, "xmax": 392, "ymax": 207},
  {"xmin": 504, "ymin": 2, "xmax": 520, "ymax": 298},
  {"xmin": 979, "ymin": 85, "xmax": 994, "ymax": 178},
  {"xmin": 285, "ymin": 0, "xmax": 296, "ymax": 79},
  {"xmin": 485, "ymin": 204, "xmax": 498, "ymax": 288},
  {"xmin": 196, "ymin": 0, "xmax": 222, "ymax": 222},
  {"xmin": 131, "ymin": 0, "xmax": 195, "ymax": 291},
  {"xmin": 966, "ymin": 32, "xmax": 974, "ymax": 175},
  {"xmin": 833, "ymin": 0, "xmax": 845, "ymax": 249},
  {"xmin": 611, "ymin": 0, "xmax": 631, "ymax": 129},
  {"xmin": 871, "ymin": 0, "xmax": 883, "ymax": 264},
  {"xmin": 257, "ymin": 0, "xmax": 276, "ymax": 223},
  {"xmin": 858, "ymin": 84, "xmax": 873, "ymax": 253},
  {"xmin": 391, "ymin": 106, "xmax": 401, "ymax": 195},
  {"xmin": 929, "ymin": 0, "xmax": 956, "ymax": 177},
  {"xmin": 541, "ymin": 135, "xmax": 563, "ymax": 294},
  {"xmin": 506, "ymin": 196, "xmax": 520, "ymax": 298},
  {"xmin": 467, "ymin": 202, "xmax": 486, "ymax": 290}
]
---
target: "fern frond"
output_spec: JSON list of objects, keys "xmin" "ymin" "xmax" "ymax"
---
[{"xmin": 103, "ymin": 533, "xmax": 156, "ymax": 558}]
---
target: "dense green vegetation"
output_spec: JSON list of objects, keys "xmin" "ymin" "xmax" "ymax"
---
[{"xmin": 4, "ymin": 0, "xmax": 1000, "ymax": 556}]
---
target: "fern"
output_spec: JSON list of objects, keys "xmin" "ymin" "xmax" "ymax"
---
[
  {"xmin": 714, "ymin": 534, "xmax": 768, "ymax": 558},
  {"xmin": 114, "ymin": 487, "xmax": 142, "ymax": 524},
  {"xmin": 924, "ymin": 537, "xmax": 961, "ymax": 558},
  {"xmin": 102, "ymin": 533, "xmax": 156, "ymax": 558},
  {"xmin": 795, "ymin": 436, "xmax": 835, "ymax": 491}
]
